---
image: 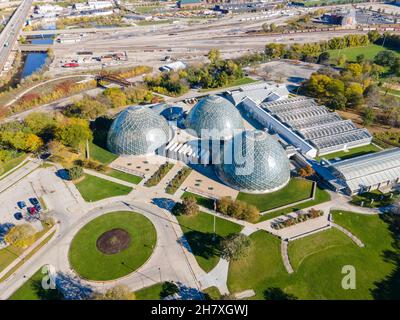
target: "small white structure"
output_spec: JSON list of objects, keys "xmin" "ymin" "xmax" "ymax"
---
[
  {"xmin": 34, "ymin": 4, "xmax": 63, "ymax": 14},
  {"xmin": 159, "ymin": 61, "xmax": 187, "ymax": 72},
  {"xmin": 74, "ymin": 1, "xmax": 113, "ymax": 11}
]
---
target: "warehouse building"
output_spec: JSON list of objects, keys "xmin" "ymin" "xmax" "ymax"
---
[{"xmin": 327, "ymin": 148, "xmax": 400, "ymax": 195}]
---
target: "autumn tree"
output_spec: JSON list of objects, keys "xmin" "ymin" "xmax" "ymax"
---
[
  {"xmin": 298, "ymin": 164, "xmax": 314, "ymax": 178},
  {"xmin": 5, "ymin": 224, "xmax": 36, "ymax": 248},
  {"xmin": 56, "ymin": 118, "xmax": 92, "ymax": 150},
  {"xmin": 220, "ymin": 234, "xmax": 251, "ymax": 261},
  {"xmin": 67, "ymin": 165, "xmax": 84, "ymax": 181}
]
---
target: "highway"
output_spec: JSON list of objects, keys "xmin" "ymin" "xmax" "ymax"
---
[{"xmin": 0, "ymin": 0, "xmax": 33, "ymax": 72}]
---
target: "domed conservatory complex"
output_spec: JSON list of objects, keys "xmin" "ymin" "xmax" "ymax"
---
[
  {"xmin": 107, "ymin": 105, "xmax": 173, "ymax": 156},
  {"xmin": 185, "ymin": 95, "xmax": 244, "ymax": 140},
  {"xmin": 216, "ymin": 130, "xmax": 291, "ymax": 193}
]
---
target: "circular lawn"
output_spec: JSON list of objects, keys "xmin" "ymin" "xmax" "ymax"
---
[{"xmin": 69, "ymin": 211, "xmax": 157, "ymax": 281}]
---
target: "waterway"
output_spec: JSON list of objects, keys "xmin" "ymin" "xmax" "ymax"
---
[{"xmin": 20, "ymin": 37, "xmax": 53, "ymax": 79}]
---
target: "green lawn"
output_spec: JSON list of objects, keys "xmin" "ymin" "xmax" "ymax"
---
[
  {"xmin": 0, "ymin": 153, "xmax": 27, "ymax": 178},
  {"xmin": 237, "ymin": 178, "xmax": 314, "ymax": 213},
  {"xmin": 69, "ymin": 211, "xmax": 156, "ymax": 281},
  {"xmin": 9, "ymin": 267, "xmax": 62, "ymax": 300},
  {"xmin": 74, "ymin": 174, "xmax": 132, "ymax": 202},
  {"xmin": 105, "ymin": 169, "xmax": 142, "ymax": 185},
  {"xmin": 228, "ymin": 211, "xmax": 399, "ymax": 299},
  {"xmin": 135, "ymin": 283, "xmax": 165, "ymax": 300},
  {"xmin": 227, "ymin": 231, "xmax": 288, "ymax": 299},
  {"xmin": 176, "ymin": 211, "xmax": 243, "ymax": 272},
  {"xmin": 200, "ymin": 77, "xmax": 258, "ymax": 92},
  {"xmin": 203, "ymin": 286, "xmax": 222, "ymax": 300},
  {"xmin": 181, "ymin": 191, "xmax": 215, "ymax": 210},
  {"xmin": 257, "ymin": 185, "xmax": 331, "ymax": 222},
  {"xmin": 351, "ymin": 190, "xmax": 398, "ymax": 208},
  {"xmin": 89, "ymin": 142, "xmax": 118, "ymax": 165},
  {"xmin": 317, "ymin": 144, "xmax": 381, "ymax": 161},
  {"xmin": 328, "ymin": 44, "xmax": 400, "ymax": 64}
]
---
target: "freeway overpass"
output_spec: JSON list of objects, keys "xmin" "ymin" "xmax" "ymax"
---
[{"xmin": 0, "ymin": 0, "xmax": 33, "ymax": 73}]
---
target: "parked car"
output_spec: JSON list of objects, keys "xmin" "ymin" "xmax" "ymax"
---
[
  {"xmin": 17, "ymin": 201, "xmax": 26, "ymax": 209},
  {"xmin": 14, "ymin": 212, "xmax": 23, "ymax": 220},
  {"xmin": 29, "ymin": 198, "xmax": 39, "ymax": 206},
  {"xmin": 34, "ymin": 204, "xmax": 42, "ymax": 212},
  {"xmin": 27, "ymin": 207, "xmax": 37, "ymax": 215}
]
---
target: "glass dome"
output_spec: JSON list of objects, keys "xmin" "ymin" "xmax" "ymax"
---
[
  {"xmin": 185, "ymin": 95, "xmax": 244, "ymax": 140},
  {"xmin": 107, "ymin": 105, "xmax": 172, "ymax": 156},
  {"xmin": 216, "ymin": 130, "xmax": 290, "ymax": 193}
]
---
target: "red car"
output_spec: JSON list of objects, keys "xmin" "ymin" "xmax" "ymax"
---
[{"xmin": 28, "ymin": 207, "xmax": 37, "ymax": 215}]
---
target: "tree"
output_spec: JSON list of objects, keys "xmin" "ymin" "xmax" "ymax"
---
[
  {"xmin": 220, "ymin": 234, "xmax": 251, "ymax": 261},
  {"xmin": 64, "ymin": 97, "xmax": 108, "ymax": 120},
  {"xmin": 356, "ymin": 54, "xmax": 365, "ymax": 64},
  {"xmin": 103, "ymin": 88, "xmax": 127, "ymax": 108},
  {"xmin": 67, "ymin": 165, "xmax": 84, "ymax": 181},
  {"xmin": 298, "ymin": 164, "xmax": 314, "ymax": 177},
  {"xmin": 208, "ymin": 49, "xmax": 221, "ymax": 65},
  {"xmin": 367, "ymin": 30, "xmax": 381, "ymax": 43},
  {"xmin": 5, "ymin": 224, "xmax": 36, "ymax": 248},
  {"xmin": 345, "ymin": 82, "xmax": 364, "ymax": 108},
  {"xmin": 24, "ymin": 112, "xmax": 56, "ymax": 139},
  {"xmin": 160, "ymin": 282, "xmax": 179, "ymax": 298},
  {"xmin": 181, "ymin": 197, "xmax": 199, "ymax": 216},
  {"xmin": 56, "ymin": 118, "xmax": 92, "ymax": 150},
  {"xmin": 317, "ymin": 52, "xmax": 330, "ymax": 65},
  {"xmin": 362, "ymin": 107, "xmax": 376, "ymax": 126},
  {"xmin": 93, "ymin": 285, "xmax": 135, "ymax": 300},
  {"xmin": 336, "ymin": 54, "xmax": 347, "ymax": 66},
  {"xmin": 374, "ymin": 50, "xmax": 397, "ymax": 67}
]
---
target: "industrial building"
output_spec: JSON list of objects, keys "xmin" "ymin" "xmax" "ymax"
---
[
  {"xmin": 225, "ymin": 82, "xmax": 289, "ymax": 105},
  {"xmin": 241, "ymin": 96, "xmax": 372, "ymax": 158},
  {"xmin": 326, "ymin": 148, "xmax": 400, "ymax": 195}
]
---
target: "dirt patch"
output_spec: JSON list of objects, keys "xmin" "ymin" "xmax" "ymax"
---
[{"xmin": 96, "ymin": 228, "xmax": 131, "ymax": 255}]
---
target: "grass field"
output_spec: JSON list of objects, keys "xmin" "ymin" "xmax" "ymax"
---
[
  {"xmin": 328, "ymin": 44, "xmax": 400, "ymax": 64},
  {"xmin": 237, "ymin": 178, "xmax": 314, "ymax": 213},
  {"xmin": 257, "ymin": 184, "xmax": 331, "ymax": 222},
  {"xmin": 134, "ymin": 283, "xmax": 165, "ymax": 300},
  {"xmin": 200, "ymin": 77, "xmax": 258, "ymax": 92},
  {"xmin": 317, "ymin": 144, "xmax": 381, "ymax": 161},
  {"xmin": 74, "ymin": 174, "xmax": 132, "ymax": 202},
  {"xmin": 203, "ymin": 286, "xmax": 221, "ymax": 300},
  {"xmin": 176, "ymin": 211, "xmax": 243, "ymax": 272},
  {"xmin": 0, "ymin": 153, "xmax": 27, "ymax": 178},
  {"xmin": 105, "ymin": 169, "xmax": 142, "ymax": 185},
  {"xmin": 228, "ymin": 211, "xmax": 398, "ymax": 299},
  {"xmin": 9, "ymin": 267, "xmax": 62, "ymax": 300},
  {"xmin": 89, "ymin": 142, "xmax": 118, "ymax": 165},
  {"xmin": 69, "ymin": 211, "xmax": 156, "ymax": 281}
]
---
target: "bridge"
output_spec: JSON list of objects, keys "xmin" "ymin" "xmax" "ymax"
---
[
  {"xmin": 17, "ymin": 44, "xmax": 54, "ymax": 52},
  {"xmin": 97, "ymin": 74, "xmax": 134, "ymax": 87},
  {"xmin": 0, "ymin": 0, "xmax": 34, "ymax": 73}
]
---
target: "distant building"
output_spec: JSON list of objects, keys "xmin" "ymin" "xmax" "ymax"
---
[
  {"xmin": 214, "ymin": 2, "xmax": 275, "ymax": 13},
  {"xmin": 34, "ymin": 4, "xmax": 63, "ymax": 14},
  {"xmin": 73, "ymin": 1, "xmax": 113, "ymax": 11},
  {"xmin": 159, "ymin": 61, "xmax": 187, "ymax": 72},
  {"xmin": 177, "ymin": 0, "xmax": 204, "ymax": 9},
  {"xmin": 327, "ymin": 148, "xmax": 400, "ymax": 195},
  {"xmin": 321, "ymin": 9, "xmax": 357, "ymax": 27}
]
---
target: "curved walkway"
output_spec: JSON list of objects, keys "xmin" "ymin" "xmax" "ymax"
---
[
  {"xmin": 281, "ymin": 240, "xmax": 294, "ymax": 274},
  {"xmin": 4, "ymin": 74, "xmax": 94, "ymax": 107},
  {"xmin": 331, "ymin": 222, "xmax": 365, "ymax": 248}
]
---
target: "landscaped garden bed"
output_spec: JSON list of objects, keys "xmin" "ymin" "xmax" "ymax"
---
[
  {"xmin": 144, "ymin": 162, "xmax": 174, "ymax": 187},
  {"xmin": 166, "ymin": 167, "xmax": 192, "ymax": 194},
  {"xmin": 351, "ymin": 190, "xmax": 399, "ymax": 208},
  {"xmin": 271, "ymin": 208, "xmax": 323, "ymax": 230}
]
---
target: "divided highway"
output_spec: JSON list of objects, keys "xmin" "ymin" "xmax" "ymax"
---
[{"xmin": 0, "ymin": 0, "xmax": 33, "ymax": 72}]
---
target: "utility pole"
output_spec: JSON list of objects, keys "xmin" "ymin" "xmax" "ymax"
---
[{"xmin": 86, "ymin": 139, "xmax": 90, "ymax": 160}]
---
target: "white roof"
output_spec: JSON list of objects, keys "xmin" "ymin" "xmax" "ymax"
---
[
  {"xmin": 228, "ymin": 82, "xmax": 289, "ymax": 105},
  {"xmin": 332, "ymin": 148, "xmax": 400, "ymax": 191}
]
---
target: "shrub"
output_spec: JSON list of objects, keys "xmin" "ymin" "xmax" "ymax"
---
[
  {"xmin": 220, "ymin": 234, "xmax": 251, "ymax": 261},
  {"xmin": 67, "ymin": 165, "xmax": 83, "ymax": 181},
  {"xmin": 216, "ymin": 197, "xmax": 259, "ymax": 222}
]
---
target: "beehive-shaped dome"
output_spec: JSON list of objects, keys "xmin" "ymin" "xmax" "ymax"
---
[
  {"xmin": 107, "ymin": 105, "xmax": 172, "ymax": 155},
  {"xmin": 185, "ymin": 95, "xmax": 244, "ymax": 140},
  {"xmin": 216, "ymin": 130, "xmax": 290, "ymax": 193}
]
